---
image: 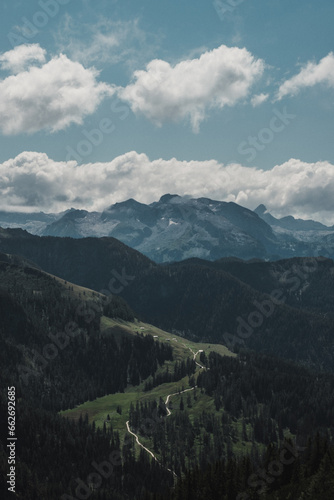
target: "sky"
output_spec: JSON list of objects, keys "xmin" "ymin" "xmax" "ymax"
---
[{"xmin": 0, "ymin": 0, "xmax": 333, "ymax": 223}]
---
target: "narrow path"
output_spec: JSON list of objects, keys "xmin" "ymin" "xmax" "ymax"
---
[
  {"xmin": 164, "ymin": 386, "xmax": 195, "ymax": 416},
  {"xmin": 126, "ymin": 420, "xmax": 162, "ymax": 463},
  {"xmin": 182, "ymin": 343, "xmax": 205, "ymax": 369},
  {"xmin": 126, "ymin": 384, "xmax": 195, "ymax": 478},
  {"xmin": 125, "ymin": 343, "xmax": 206, "ymax": 476}
]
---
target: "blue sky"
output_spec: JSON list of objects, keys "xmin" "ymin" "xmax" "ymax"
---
[{"xmin": 0, "ymin": 0, "xmax": 333, "ymax": 222}]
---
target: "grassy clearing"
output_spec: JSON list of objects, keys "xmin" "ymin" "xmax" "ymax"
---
[
  {"xmin": 60, "ymin": 375, "xmax": 194, "ymax": 445},
  {"xmin": 60, "ymin": 317, "xmax": 236, "ymax": 450},
  {"xmin": 100, "ymin": 316, "xmax": 236, "ymax": 361}
]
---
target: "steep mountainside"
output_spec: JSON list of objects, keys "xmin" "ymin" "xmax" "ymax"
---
[
  {"xmin": 0, "ymin": 255, "xmax": 177, "ymax": 498},
  {"xmin": 0, "ymin": 227, "xmax": 154, "ymax": 292},
  {"xmin": 2, "ymin": 255, "xmax": 334, "ymax": 499},
  {"xmin": 121, "ymin": 257, "xmax": 334, "ymax": 372},
  {"xmin": 1, "ymin": 229, "xmax": 333, "ymax": 373},
  {"xmin": 254, "ymin": 204, "xmax": 334, "ymax": 260},
  {"xmin": 0, "ymin": 252, "xmax": 154, "ymax": 410},
  {"xmin": 43, "ymin": 195, "xmax": 279, "ymax": 262},
  {"xmin": 211, "ymin": 256, "xmax": 334, "ymax": 314},
  {"xmin": 255, "ymin": 204, "xmax": 334, "ymax": 231}
]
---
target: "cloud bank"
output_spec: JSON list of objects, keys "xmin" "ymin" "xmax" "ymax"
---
[
  {"xmin": 0, "ymin": 44, "xmax": 115, "ymax": 135},
  {"xmin": 118, "ymin": 45, "xmax": 265, "ymax": 132},
  {"xmin": 1, "ymin": 151, "xmax": 334, "ymax": 225}
]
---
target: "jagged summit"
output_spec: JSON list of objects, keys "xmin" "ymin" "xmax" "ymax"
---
[
  {"xmin": 158, "ymin": 194, "xmax": 181, "ymax": 203},
  {"xmin": 113, "ymin": 198, "xmax": 145, "ymax": 208},
  {"xmin": 1, "ymin": 195, "xmax": 334, "ymax": 262},
  {"xmin": 254, "ymin": 204, "xmax": 268, "ymax": 215}
]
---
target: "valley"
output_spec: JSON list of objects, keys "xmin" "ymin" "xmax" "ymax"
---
[
  {"xmin": 61, "ymin": 316, "xmax": 236, "ymax": 464},
  {"xmin": 1, "ymin": 234, "xmax": 334, "ymax": 499}
]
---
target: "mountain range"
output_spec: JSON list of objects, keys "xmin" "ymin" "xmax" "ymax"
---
[
  {"xmin": 1, "ymin": 195, "xmax": 334, "ymax": 262},
  {"xmin": 1, "ymin": 219, "xmax": 334, "ymax": 498}
]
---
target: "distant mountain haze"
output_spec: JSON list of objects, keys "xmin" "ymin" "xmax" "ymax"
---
[{"xmin": 1, "ymin": 195, "xmax": 334, "ymax": 262}]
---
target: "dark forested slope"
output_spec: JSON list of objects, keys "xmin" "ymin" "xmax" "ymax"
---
[{"xmin": 1, "ymin": 229, "xmax": 334, "ymax": 373}]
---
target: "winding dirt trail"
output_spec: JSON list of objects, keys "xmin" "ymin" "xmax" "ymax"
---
[
  {"xmin": 164, "ymin": 386, "xmax": 195, "ymax": 416},
  {"xmin": 126, "ymin": 420, "xmax": 161, "ymax": 462},
  {"xmin": 125, "ymin": 384, "xmax": 196, "ymax": 478},
  {"xmin": 125, "ymin": 346, "xmax": 206, "ymax": 476},
  {"xmin": 184, "ymin": 344, "xmax": 205, "ymax": 369}
]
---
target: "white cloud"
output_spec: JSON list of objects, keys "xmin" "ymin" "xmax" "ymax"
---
[
  {"xmin": 0, "ymin": 44, "xmax": 46, "ymax": 73},
  {"xmin": 118, "ymin": 45, "xmax": 265, "ymax": 132},
  {"xmin": 277, "ymin": 52, "xmax": 334, "ymax": 100},
  {"xmin": 1, "ymin": 152, "xmax": 334, "ymax": 224},
  {"xmin": 251, "ymin": 93, "xmax": 269, "ymax": 107},
  {"xmin": 0, "ymin": 45, "xmax": 115, "ymax": 135}
]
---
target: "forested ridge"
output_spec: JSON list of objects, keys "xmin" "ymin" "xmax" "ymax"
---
[
  {"xmin": 0, "ymin": 255, "xmax": 172, "ymax": 412},
  {"xmin": 168, "ymin": 434, "xmax": 334, "ymax": 500},
  {"xmin": 122, "ymin": 258, "xmax": 334, "ymax": 373},
  {"xmin": 1, "ymin": 250, "xmax": 334, "ymax": 499},
  {"xmin": 126, "ymin": 350, "xmax": 334, "ymax": 480},
  {"xmin": 0, "ymin": 392, "xmax": 174, "ymax": 499},
  {"xmin": 1, "ymin": 229, "xmax": 334, "ymax": 373}
]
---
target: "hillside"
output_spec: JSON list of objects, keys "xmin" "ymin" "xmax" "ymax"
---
[
  {"xmin": 1, "ymin": 230, "xmax": 334, "ymax": 373},
  {"xmin": 0, "ymin": 253, "xmax": 163, "ymax": 411},
  {"xmin": 1, "ymin": 254, "xmax": 334, "ymax": 499},
  {"xmin": 121, "ymin": 257, "xmax": 334, "ymax": 372},
  {"xmin": 0, "ymin": 227, "xmax": 154, "ymax": 292}
]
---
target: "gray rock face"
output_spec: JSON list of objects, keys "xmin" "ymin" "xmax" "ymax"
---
[
  {"xmin": 42, "ymin": 195, "xmax": 280, "ymax": 262},
  {"xmin": 1, "ymin": 196, "xmax": 334, "ymax": 262}
]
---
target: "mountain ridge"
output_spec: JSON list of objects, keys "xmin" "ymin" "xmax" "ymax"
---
[
  {"xmin": 1, "ymin": 227, "xmax": 333, "ymax": 373},
  {"xmin": 0, "ymin": 193, "xmax": 334, "ymax": 263},
  {"xmin": 255, "ymin": 204, "xmax": 334, "ymax": 231},
  {"xmin": 1, "ymin": 195, "xmax": 334, "ymax": 262}
]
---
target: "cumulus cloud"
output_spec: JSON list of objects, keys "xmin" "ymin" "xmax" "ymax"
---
[
  {"xmin": 118, "ymin": 45, "xmax": 265, "ymax": 132},
  {"xmin": 251, "ymin": 93, "xmax": 269, "ymax": 107},
  {"xmin": 0, "ymin": 44, "xmax": 46, "ymax": 73},
  {"xmin": 0, "ymin": 44, "xmax": 115, "ymax": 135},
  {"xmin": 277, "ymin": 52, "xmax": 334, "ymax": 100},
  {"xmin": 1, "ymin": 151, "xmax": 334, "ymax": 224}
]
